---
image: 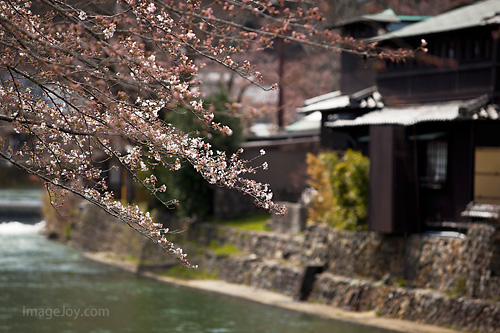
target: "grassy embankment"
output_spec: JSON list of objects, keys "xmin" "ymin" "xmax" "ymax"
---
[{"xmin": 160, "ymin": 214, "xmax": 271, "ymax": 279}]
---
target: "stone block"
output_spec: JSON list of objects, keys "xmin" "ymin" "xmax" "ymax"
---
[{"xmin": 271, "ymin": 201, "xmax": 307, "ymax": 234}]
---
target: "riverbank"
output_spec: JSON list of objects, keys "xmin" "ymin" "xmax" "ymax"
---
[
  {"xmin": 44, "ymin": 200, "xmax": 500, "ymax": 332},
  {"xmin": 83, "ymin": 251, "xmax": 459, "ymax": 333}
]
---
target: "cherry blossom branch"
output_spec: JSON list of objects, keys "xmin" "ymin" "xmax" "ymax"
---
[{"xmin": 0, "ymin": 0, "xmax": 418, "ymax": 266}]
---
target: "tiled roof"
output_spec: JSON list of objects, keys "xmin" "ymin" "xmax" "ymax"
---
[
  {"xmin": 285, "ymin": 111, "xmax": 321, "ymax": 132},
  {"xmin": 333, "ymin": 9, "xmax": 430, "ymax": 28},
  {"xmin": 372, "ymin": 0, "xmax": 500, "ymax": 41},
  {"xmin": 325, "ymin": 97, "xmax": 499, "ymax": 128},
  {"xmin": 297, "ymin": 94, "xmax": 351, "ymax": 113},
  {"xmin": 297, "ymin": 86, "xmax": 383, "ymax": 113},
  {"xmin": 335, "ymin": 9, "xmax": 400, "ymax": 27}
]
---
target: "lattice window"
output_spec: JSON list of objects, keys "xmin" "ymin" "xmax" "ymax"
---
[{"xmin": 426, "ymin": 141, "xmax": 448, "ymax": 185}]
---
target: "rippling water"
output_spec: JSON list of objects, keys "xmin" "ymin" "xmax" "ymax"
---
[{"xmin": 0, "ymin": 220, "xmax": 393, "ymax": 333}]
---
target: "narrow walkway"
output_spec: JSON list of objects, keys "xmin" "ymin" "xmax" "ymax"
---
[{"xmin": 83, "ymin": 252, "xmax": 460, "ymax": 333}]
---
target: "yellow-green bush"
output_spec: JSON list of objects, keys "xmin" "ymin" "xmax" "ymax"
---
[{"xmin": 306, "ymin": 149, "xmax": 369, "ymax": 230}]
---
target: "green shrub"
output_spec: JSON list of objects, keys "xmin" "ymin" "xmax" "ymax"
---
[
  {"xmin": 207, "ymin": 241, "xmax": 241, "ymax": 256},
  {"xmin": 447, "ymin": 277, "xmax": 467, "ymax": 296},
  {"xmin": 306, "ymin": 149, "xmax": 369, "ymax": 230},
  {"xmin": 212, "ymin": 214, "xmax": 271, "ymax": 231},
  {"xmin": 64, "ymin": 225, "xmax": 72, "ymax": 240}
]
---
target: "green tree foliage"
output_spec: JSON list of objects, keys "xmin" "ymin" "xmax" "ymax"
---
[
  {"xmin": 306, "ymin": 150, "xmax": 369, "ymax": 230},
  {"xmin": 154, "ymin": 91, "xmax": 243, "ymax": 218}
]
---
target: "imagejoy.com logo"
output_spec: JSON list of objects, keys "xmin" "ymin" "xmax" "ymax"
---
[{"xmin": 23, "ymin": 306, "xmax": 109, "ymax": 320}]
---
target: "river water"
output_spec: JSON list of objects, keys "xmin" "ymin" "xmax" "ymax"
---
[{"xmin": 0, "ymin": 219, "xmax": 393, "ymax": 333}]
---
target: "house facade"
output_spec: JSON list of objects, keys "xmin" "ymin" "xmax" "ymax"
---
[{"xmin": 306, "ymin": 0, "xmax": 500, "ymax": 234}]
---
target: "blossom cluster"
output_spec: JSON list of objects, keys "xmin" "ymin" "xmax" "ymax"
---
[{"xmin": 0, "ymin": 0, "xmax": 410, "ymax": 265}]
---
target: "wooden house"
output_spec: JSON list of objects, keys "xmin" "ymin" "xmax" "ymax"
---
[
  {"xmin": 306, "ymin": 0, "xmax": 500, "ymax": 234},
  {"xmin": 333, "ymin": 8, "xmax": 431, "ymax": 95}
]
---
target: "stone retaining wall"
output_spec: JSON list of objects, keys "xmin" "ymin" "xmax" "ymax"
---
[
  {"xmin": 311, "ymin": 272, "xmax": 500, "ymax": 333},
  {"xmin": 188, "ymin": 221, "xmax": 500, "ymax": 300},
  {"xmin": 215, "ymin": 257, "xmax": 302, "ymax": 297},
  {"xmin": 44, "ymin": 198, "xmax": 177, "ymax": 267},
  {"xmin": 181, "ymin": 220, "xmax": 500, "ymax": 331}
]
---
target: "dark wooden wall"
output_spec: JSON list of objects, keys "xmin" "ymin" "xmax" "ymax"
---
[
  {"xmin": 369, "ymin": 125, "xmax": 417, "ymax": 234},
  {"xmin": 377, "ymin": 26, "xmax": 500, "ymax": 105}
]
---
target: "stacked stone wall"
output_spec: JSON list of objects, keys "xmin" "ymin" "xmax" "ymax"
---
[{"xmin": 189, "ymin": 222, "xmax": 499, "ymax": 300}]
